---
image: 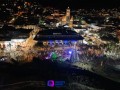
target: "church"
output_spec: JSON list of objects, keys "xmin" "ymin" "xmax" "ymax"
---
[{"xmin": 61, "ymin": 7, "xmax": 73, "ymax": 28}]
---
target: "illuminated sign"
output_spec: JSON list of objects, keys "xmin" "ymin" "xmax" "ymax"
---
[
  {"xmin": 47, "ymin": 80, "xmax": 55, "ymax": 87},
  {"xmin": 55, "ymin": 81, "xmax": 65, "ymax": 87},
  {"xmin": 47, "ymin": 80, "xmax": 65, "ymax": 87}
]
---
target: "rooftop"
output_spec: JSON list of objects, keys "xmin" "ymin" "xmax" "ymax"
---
[{"xmin": 34, "ymin": 28, "xmax": 84, "ymax": 40}]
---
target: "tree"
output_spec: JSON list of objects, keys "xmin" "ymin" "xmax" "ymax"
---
[{"xmin": 51, "ymin": 52, "xmax": 58, "ymax": 61}]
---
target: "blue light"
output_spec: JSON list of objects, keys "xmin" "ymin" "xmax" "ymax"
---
[
  {"xmin": 69, "ymin": 51, "xmax": 72, "ymax": 54},
  {"xmin": 55, "ymin": 81, "xmax": 65, "ymax": 87}
]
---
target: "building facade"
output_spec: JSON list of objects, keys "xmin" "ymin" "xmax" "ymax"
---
[{"xmin": 61, "ymin": 7, "xmax": 73, "ymax": 28}]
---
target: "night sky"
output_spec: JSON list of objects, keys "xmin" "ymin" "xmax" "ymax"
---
[
  {"xmin": 34, "ymin": 0, "xmax": 120, "ymax": 9},
  {"xmin": 0, "ymin": 0, "xmax": 120, "ymax": 9}
]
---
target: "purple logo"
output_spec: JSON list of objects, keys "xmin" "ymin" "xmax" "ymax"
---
[{"xmin": 47, "ymin": 80, "xmax": 54, "ymax": 87}]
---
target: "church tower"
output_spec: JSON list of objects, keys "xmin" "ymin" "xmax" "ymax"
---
[
  {"xmin": 61, "ymin": 7, "xmax": 73, "ymax": 28},
  {"xmin": 69, "ymin": 16, "xmax": 73, "ymax": 28},
  {"xmin": 66, "ymin": 7, "xmax": 70, "ymax": 17},
  {"xmin": 66, "ymin": 7, "xmax": 70, "ymax": 24}
]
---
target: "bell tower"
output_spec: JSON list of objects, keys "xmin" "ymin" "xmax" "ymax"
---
[
  {"xmin": 61, "ymin": 7, "xmax": 73, "ymax": 27},
  {"xmin": 66, "ymin": 7, "xmax": 70, "ymax": 24},
  {"xmin": 66, "ymin": 7, "xmax": 70, "ymax": 17}
]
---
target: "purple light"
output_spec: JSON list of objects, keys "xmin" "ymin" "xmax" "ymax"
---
[
  {"xmin": 47, "ymin": 80, "xmax": 55, "ymax": 87},
  {"xmin": 69, "ymin": 51, "xmax": 72, "ymax": 54},
  {"xmin": 45, "ymin": 57, "xmax": 49, "ymax": 59}
]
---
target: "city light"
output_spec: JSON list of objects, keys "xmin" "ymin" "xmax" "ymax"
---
[
  {"xmin": 11, "ymin": 39, "xmax": 25, "ymax": 42},
  {"xmin": 69, "ymin": 51, "xmax": 72, "ymax": 54},
  {"xmin": 0, "ymin": 0, "xmax": 120, "ymax": 90}
]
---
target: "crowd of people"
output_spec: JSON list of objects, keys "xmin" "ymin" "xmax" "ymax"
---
[{"xmin": 0, "ymin": 42, "xmax": 120, "ymax": 68}]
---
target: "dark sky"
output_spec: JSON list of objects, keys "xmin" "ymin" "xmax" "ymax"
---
[
  {"xmin": 1, "ymin": 0, "xmax": 120, "ymax": 9},
  {"xmin": 34, "ymin": 0, "xmax": 120, "ymax": 9}
]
